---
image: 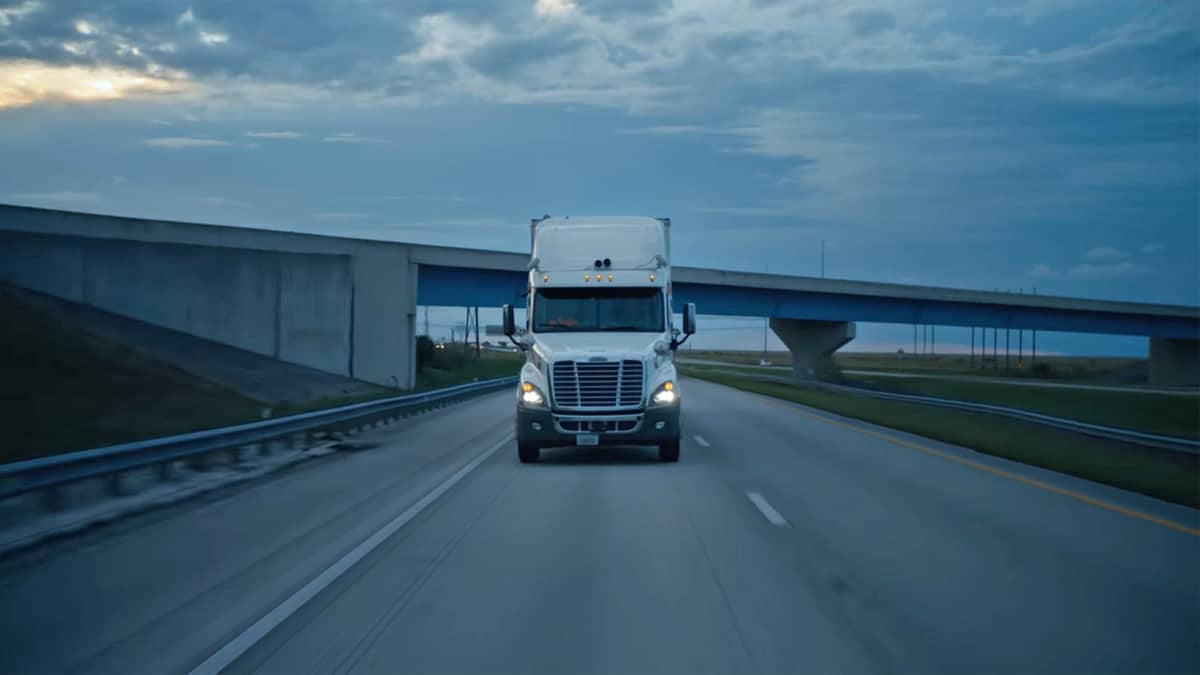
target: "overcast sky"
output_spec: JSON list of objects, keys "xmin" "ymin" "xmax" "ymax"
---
[{"xmin": 1, "ymin": 0, "xmax": 1196, "ymax": 354}]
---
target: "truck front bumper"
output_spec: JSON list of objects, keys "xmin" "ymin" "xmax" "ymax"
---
[{"xmin": 516, "ymin": 406, "xmax": 680, "ymax": 448}]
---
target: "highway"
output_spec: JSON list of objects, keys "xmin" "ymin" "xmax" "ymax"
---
[{"xmin": 1, "ymin": 378, "xmax": 1197, "ymax": 674}]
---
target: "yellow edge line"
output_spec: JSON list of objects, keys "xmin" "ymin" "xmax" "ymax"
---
[{"xmin": 743, "ymin": 391, "xmax": 1200, "ymax": 538}]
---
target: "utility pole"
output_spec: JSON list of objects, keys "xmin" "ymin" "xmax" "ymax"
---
[
  {"xmin": 820, "ymin": 240, "xmax": 826, "ymax": 278},
  {"xmin": 970, "ymin": 327, "xmax": 975, "ymax": 368},
  {"xmin": 474, "ymin": 306, "xmax": 480, "ymax": 356},
  {"xmin": 913, "ymin": 324, "xmax": 918, "ymax": 356},
  {"xmin": 1005, "ymin": 324, "xmax": 1011, "ymax": 369},
  {"xmin": 424, "ymin": 306, "xmax": 429, "ymax": 338},
  {"xmin": 931, "ymin": 325, "xmax": 936, "ymax": 357}
]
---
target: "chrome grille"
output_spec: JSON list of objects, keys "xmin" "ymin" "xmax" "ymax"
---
[{"xmin": 551, "ymin": 360, "xmax": 644, "ymax": 409}]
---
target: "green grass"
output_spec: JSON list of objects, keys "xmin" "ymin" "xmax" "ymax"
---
[
  {"xmin": 0, "ymin": 286, "xmax": 267, "ymax": 464},
  {"xmin": 682, "ymin": 368, "xmax": 1200, "ymax": 508},
  {"xmin": 684, "ymin": 361, "xmax": 1200, "ymax": 440},
  {"xmin": 415, "ymin": 348, "xmax": 523, "ymax": 391},
  {"xmin": 686, "ymin": 350, "xmax": 1147, "ymax": 383},
  {"xmin": 844, "ymin": 375, "xmax": 1200, "ymax": 440},
  {"xmin": 0, "ymin": 286, "xmax": 524, "ymax": 465}
]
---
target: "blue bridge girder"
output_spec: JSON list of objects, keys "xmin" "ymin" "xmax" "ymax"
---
[{"xmin": 416, "ymin": 264, "xmax": 1200, "ymax": 339}]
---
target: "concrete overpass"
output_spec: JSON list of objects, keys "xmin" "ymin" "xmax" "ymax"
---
[{"xmin": 2, "ymin": 204, "xmax": 1197, "ymax": 387}]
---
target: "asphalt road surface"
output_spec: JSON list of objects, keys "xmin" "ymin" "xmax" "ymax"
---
[{"xmin": 1, "ymin": 378, "xmax": 1197, "ymax": 674}]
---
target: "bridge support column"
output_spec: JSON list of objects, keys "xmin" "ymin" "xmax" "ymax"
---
[
  {"xmin": 1149, "ymin": 337, "xmax": 1200, "ymax": 387},
  {"xmin": 769, "ymin": 319, "xmax": 856, "ymax": 380}
]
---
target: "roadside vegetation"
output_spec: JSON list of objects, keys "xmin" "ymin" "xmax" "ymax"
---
[
  {"xmin": 680, "ymin": 366, "xmax": 1200, "ymax": 508},
  {"xmin": 1, "ymin": 285, "xmax": 266, "ymax": 463},
  {"xmin": 683, "ymin": 361, "xmax": 1199, "ymax": 440},
  {"xmin": 1, "ymin": 287, "xmax": 522, "ymax": 464},
  {"xmin": 685, "ymin": 349, "xmax": 1148, "ymax": 383}
]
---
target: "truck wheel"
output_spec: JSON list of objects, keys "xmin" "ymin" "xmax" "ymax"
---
[
  {"xmin": 658, "ymin": 439, "xmax": 680, "ymax": 463},
  {"xmin": 518, "ymin": 443, "xmax": 540, "ymax": 463}
]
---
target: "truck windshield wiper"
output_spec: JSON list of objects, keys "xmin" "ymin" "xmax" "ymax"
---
[{"xmin": 599, "ymin": 325, "xmax": 650, "ymax": 331}]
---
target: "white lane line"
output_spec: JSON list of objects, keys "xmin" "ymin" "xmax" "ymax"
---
[
  {"xmin": 693, "ymin": 434, "xmax": 710, "ymax": 448},
  {"xmin": 746, "ymin": 492, "xmax": 789, "ymax": 527},
  {"xmin": 188, "ymin": 434, "xmax": 514, "ymax": 675}
]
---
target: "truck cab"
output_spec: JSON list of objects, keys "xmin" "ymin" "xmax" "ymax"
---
[{"xmin": 502, "ymin": 216, "xmax": 696, "ymax": 463}]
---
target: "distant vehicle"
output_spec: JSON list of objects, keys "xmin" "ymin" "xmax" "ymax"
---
[
  {"xmin": 502, "ymin": 215, "xmax": 696, "ymax": 463},
  {"xmin": 759, "ymin": 358, "xmax": 772, "ymax": 366}
]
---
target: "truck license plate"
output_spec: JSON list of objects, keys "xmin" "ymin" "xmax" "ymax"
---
[{"xmin": 576, "ymin": 433, "xmax": 600, "ymax": 446}]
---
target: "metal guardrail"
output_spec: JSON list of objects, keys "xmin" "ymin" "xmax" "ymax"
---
[
  {"xmin": 0, "ymin": 376, "xmax": 518, "ymax": 502},
  {"xmin": 689, "ymin": 368, "xmax": 1200, "ymax": 454}
]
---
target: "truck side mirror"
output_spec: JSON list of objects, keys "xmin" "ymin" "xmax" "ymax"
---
[
  {"xmin": 502, "ymin": 304, "xmax": 515, "ymax": 336},
  {"xmin": 682, "ymin": 303, "xmax": 696, "ymax": 335}
]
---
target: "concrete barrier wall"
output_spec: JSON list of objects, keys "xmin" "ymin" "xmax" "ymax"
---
[{"xmin": 0, "ymin": 230, "xmax": 355, "ymax": 377}]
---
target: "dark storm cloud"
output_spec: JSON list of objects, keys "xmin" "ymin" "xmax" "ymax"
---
[
  {"xmin": 847, "ymin": 8, "xmax": 896, "ymax": 37},
  {"xmin": 466, "ymin": 31, "xmax": 593, "ymax": 79}
]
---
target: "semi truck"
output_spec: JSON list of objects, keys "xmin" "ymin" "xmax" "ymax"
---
[{"xmin": 502, "ymin": 215, "xmax": 696, "ymax": 463}]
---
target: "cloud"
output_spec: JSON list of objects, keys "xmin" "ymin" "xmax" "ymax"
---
[
  {"xmin": 244, "ymin": 130, "xmax": 304, "ymax": 139},
  {"xmin": 534, "ymin": 0, "xmax": 577, "ymax": 19},
  {"xmin": 1067, "ymin": 261, "xmax": 1149, "ymax": 279},
  {"xmin": 198, "ymin": 30, "xmax": 229, "ymax": 46},
  {"xmin": 8, "ymin": 190, "xmax": 100, "ymax": 203},
  {"xmin": 141, "ymin": 137, "xmax": 234, "ymax": 148},
  {"xmin": 0, "ymin": 1, "xmax": 40, "ymax": 29},
  {"xmin": 1082, "ymin": 246, "xmax": 1128, "ymax": 261},
  {"xmin": 1030, "ymin": 263, "xmax": 1060, "ymax": 279},
  {"xmin": 322, "ymin": 132, "xmax": 387, "ymax": 144},
  {"xmin": 0, "ymin": 60, "xmax": 188, "ymax": 108},
  {"xmin": 847, "ymin": 8, "xmax": 896, "ymax": 37},
  {"xmin": 1141, "ymin": 243, "xmax": 1164, "ymax": 254}
]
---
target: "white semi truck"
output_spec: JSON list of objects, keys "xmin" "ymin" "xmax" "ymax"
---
[{"xmin": 502, "ymin": 216, "xmax": 696, "ymax": 463}]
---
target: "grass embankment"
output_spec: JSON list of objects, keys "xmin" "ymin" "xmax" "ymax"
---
[
  {"xmin": 687, "ymin": 350, "xmax": 1145, "ymax": 382},
  {"xmin": 681, "ymin": 367, "xmax": 1200, "ymax": 508},
  {"xmin": 685, "ymin": 361, "xmax": 1199, "ymax": 440},
  {"xmin": 844, "ymin": 374, "xmax": 1200, "ymax": 440},
  {"xmin": 0, "ymin": 286, "xmax": 266, "ymax": 464},
  {"xmin": 0, "ymin": 286, "xmax": 523, "ymax": 464}
]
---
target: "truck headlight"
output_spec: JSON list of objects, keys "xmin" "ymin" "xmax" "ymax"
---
[
  {"xmin": 651, "ymin": 381, "xmax": 677, "ymax": 405},
  {"xmin": 520, "ymin": 381, "xmax": 546, "ymax": 407}
]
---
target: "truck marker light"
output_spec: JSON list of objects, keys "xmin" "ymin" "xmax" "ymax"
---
[
  {"xmin": 608, "ymin": 274, "xmax": 614, "ymax": 282},
  {"xmin": 543, "ymin": 274, "xmax": 549, "ymax": 282},
  {"xmin": 522, "ymin": 382, "xmax": 533, "ymax": 392},
  {"xmin": 584, "ymin": 274, "xmax": 591, "ymax": 282},
  {"xmin": 664, "ymin": 381, "xmax": 674, "ymax": 391},
  {"xmin": 649, "ymin": 273, "xmax": 655, "ymax": 281}
]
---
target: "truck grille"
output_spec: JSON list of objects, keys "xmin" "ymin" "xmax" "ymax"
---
[{"xmin": 551, "ymin": 360, "xmax": 644, "ymax": 410}]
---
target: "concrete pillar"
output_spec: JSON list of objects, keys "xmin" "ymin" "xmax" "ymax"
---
[
  {"xmin": 350, "ymin": 249, "xmax": 417, "ymax": 390},
  {"xmin": 1149, "ymin": 337, "xmax": 1200, "ymax": 386},
  {"xmin": 769, "ymin": 319, "xmax": 856, "ymax": 380}
]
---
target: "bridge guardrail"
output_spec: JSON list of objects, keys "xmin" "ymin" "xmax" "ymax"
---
[{"xmin": 0, "ymin": 376, "xmax": 518, "ymax": 502}]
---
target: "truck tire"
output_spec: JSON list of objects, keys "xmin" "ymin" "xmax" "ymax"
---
[
  {"xmin": 658, "ymin": 438, "xmax": 680, "ymax": 463},
  {"xmin": 518, "ymin": 443, "xmax": 540, "ymax": 463}
]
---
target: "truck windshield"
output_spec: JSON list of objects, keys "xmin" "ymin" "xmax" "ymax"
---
[{"xmin": 533, "ymin": 288, "xmax": 664, "ymax": 333}]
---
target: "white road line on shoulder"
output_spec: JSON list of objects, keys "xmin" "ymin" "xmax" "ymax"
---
[
  {"xmin": 747, "ymin": 492, "xmax": 789, "ymax": 527},
  {"xmin": 187, "ymin": 433, "xmax": 514, "ymax": 675},
  {"xmin": 693, "ymin": 434, "xmax": 710, "ymax": 447}
]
